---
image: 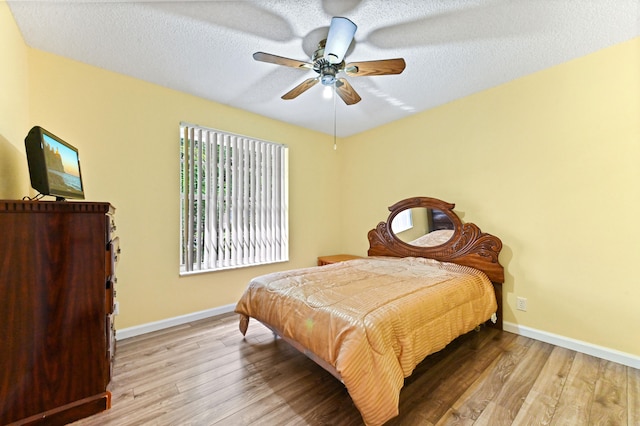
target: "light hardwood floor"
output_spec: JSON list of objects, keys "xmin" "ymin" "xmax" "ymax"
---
[{"xmin": 72, "ymin": 314, "xmax": 639, "ymax": 425}]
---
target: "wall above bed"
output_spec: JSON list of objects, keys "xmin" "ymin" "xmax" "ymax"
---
[{"xmin": 339, "ymin": 37, "xmax": 640, "ymax": 359}]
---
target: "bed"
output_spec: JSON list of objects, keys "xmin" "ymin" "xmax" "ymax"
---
[{"xmin": 235, "ymin": 197, "xmax": 504, "ymax": 425}]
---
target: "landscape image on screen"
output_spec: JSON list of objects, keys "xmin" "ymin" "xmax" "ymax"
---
[{"xmin": 43, "ymin": 134, "xmax": 83, "ymax": 195}]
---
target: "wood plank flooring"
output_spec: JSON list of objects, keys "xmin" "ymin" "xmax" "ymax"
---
[{"xmin": 72, "ymin": 314, "xmax": 639, "ymax": 425}]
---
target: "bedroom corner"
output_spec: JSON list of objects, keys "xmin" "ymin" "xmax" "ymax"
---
[
  {"xmin": 0, "ymin": 1, "xmax": 30, "ymax": 200},
  {"xmin": 340, "ymin": 37, "xmax": 640, "ymax": 361}
]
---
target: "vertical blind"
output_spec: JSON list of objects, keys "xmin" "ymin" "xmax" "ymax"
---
[{"xmin": 180, "ymin": 123, "xmax": 288, "ymax": 273}]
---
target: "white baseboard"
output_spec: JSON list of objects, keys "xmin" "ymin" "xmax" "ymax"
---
[
  {"xmin": 504, "ymin": 321, "xmax": 640, "ymax": 369},
  {"xmin": 115, "ymin": 304, "xmax": 236, "ymax": 340},
  {"xmin": 116, "ymin": 309, "xmax": 639, "ymax": 370}
]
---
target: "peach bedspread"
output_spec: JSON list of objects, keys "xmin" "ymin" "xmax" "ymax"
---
[{"xmin": 235, "ymin": 257, "xmax": 497, "ymax": 425}]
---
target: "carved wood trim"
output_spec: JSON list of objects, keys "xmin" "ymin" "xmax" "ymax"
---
[
  {"xmin": 367, "ymin": 197, "xmax": 505, "ymax": 283},
  {"xmin": 0, "ymin": 200, "xmax": 112, "ymax": 214}
]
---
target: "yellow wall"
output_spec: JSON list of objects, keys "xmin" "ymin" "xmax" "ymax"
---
[
  {"xmin": 25, "ymin": 50, "xmax": 344, "ymax": 328},
  {"xmin": 340, "ymin": 37, "xmax": 640, "ymax": 356},
  {"xmin": 1, "ymin": 3, "xmax": 342, "ymax": 328},
  {"xmin": 0, "ymin": 1, "xmax": 30, "ymax": 198},
  {"xmin": 2, "ymin": 4, "xmax": 638, "ymax": 357}
]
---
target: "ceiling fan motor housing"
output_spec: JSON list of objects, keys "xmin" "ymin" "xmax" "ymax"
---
[{"xmin": 315, "ymin": 58, "xmax": 338, "ymax": 85}]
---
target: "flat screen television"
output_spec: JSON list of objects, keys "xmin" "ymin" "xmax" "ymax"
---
[{"xmin": 25, "ymin": 126, "xmax": 85, "ymax": 200}]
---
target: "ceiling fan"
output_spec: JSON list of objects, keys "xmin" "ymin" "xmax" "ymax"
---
[{"xmin": 253, "ymin": 17, "xmax": 406, "ymax": 105}]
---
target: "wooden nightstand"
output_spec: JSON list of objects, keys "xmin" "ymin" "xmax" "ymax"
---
[{"xmin": 317, "ymin": 254, "xmax": 362, "ymax": 266}]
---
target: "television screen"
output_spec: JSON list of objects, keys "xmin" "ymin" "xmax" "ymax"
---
[{"xmin": 25, "ymin": 126, "xmax": 85, "ymax": 200}]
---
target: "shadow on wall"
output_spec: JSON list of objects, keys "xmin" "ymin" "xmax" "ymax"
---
[{"xmin": 0, "ymin": 134, "xmax": 30, "ymax": 199}]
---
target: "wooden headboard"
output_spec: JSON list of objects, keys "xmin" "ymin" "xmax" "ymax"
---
[{"xmin": 367, "ymin": 196, "xmax": 505, "ymax": 328}]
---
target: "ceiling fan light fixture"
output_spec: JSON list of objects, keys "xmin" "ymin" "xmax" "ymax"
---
[
  {"xmin": 320, "ymin": 63, "xmax": 337, "ymax": 86},
  {"xmin": 321, "ymin": 74, "xmax": 336, "ymax": 86},
  {"xmin": 323, "ymin": 85, "xmax": 333, "ymax": 99},
  {"xmin": 324, "ymin": 17, "xmax": 357, "ymax": 64}
]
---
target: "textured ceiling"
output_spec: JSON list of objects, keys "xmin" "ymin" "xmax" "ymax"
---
[{"xmin": 8, "ymin": 0, "xmax": 640, "ymax": 137}]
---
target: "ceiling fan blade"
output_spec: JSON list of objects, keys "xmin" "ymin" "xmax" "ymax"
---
[
  {"xmin": 324, "ymin": 17, "xmax": 357, "ymax": 64},
  {"xmin": 335, "ymin": 78, "xmax": 361, "ymax": 105},
  {"xmin": 345, "ymin": 58, "xmax": 406, "ymax": 76},
  {"xmin": 253, "ymin": 52, "xmax": 313, "ymax": 70},
  {"xmin": 282, "ymin": 78, "xmax": 319, "ymax": 100}
]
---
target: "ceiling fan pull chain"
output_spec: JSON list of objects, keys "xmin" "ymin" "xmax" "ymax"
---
[{"xmin": 334, "ymin": 83, "xmax": 338, "ymax": 150}]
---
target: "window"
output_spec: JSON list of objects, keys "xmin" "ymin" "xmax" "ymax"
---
[
  {"xmin": 391, "ymin": 209, "xmax": 413, "ymax": 233},
  {"xmin": 180, "ymin": 123, "xmax": 288, "ymax": 274}
]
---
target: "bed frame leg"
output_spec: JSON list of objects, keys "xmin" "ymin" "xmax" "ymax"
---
[{"xmin": 239, "ymin": 314, "xmax": 249, "ymax": 336}]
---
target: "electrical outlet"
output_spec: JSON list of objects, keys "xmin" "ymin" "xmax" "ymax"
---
[{"xmin": 516, "ymin": 297, "xmax": 527, "ymax": 312}]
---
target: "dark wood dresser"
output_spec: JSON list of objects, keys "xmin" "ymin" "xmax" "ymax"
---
[{"xmin": 0, "ymin": 200, "xmax": 118, "ymax": 425}]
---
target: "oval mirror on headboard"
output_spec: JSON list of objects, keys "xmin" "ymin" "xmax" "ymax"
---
[
  {"xmin": 367, "ymin": 196, "xmax": 504, "ymax": 284},
  {"xmin": 391, "ymin": 207, "xmax": 455, "ymax": 247}
]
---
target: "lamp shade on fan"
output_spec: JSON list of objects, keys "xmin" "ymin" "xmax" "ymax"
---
[{"xmin": 324, "ymin": 17, "xmax": 357, "ymax": 64}]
